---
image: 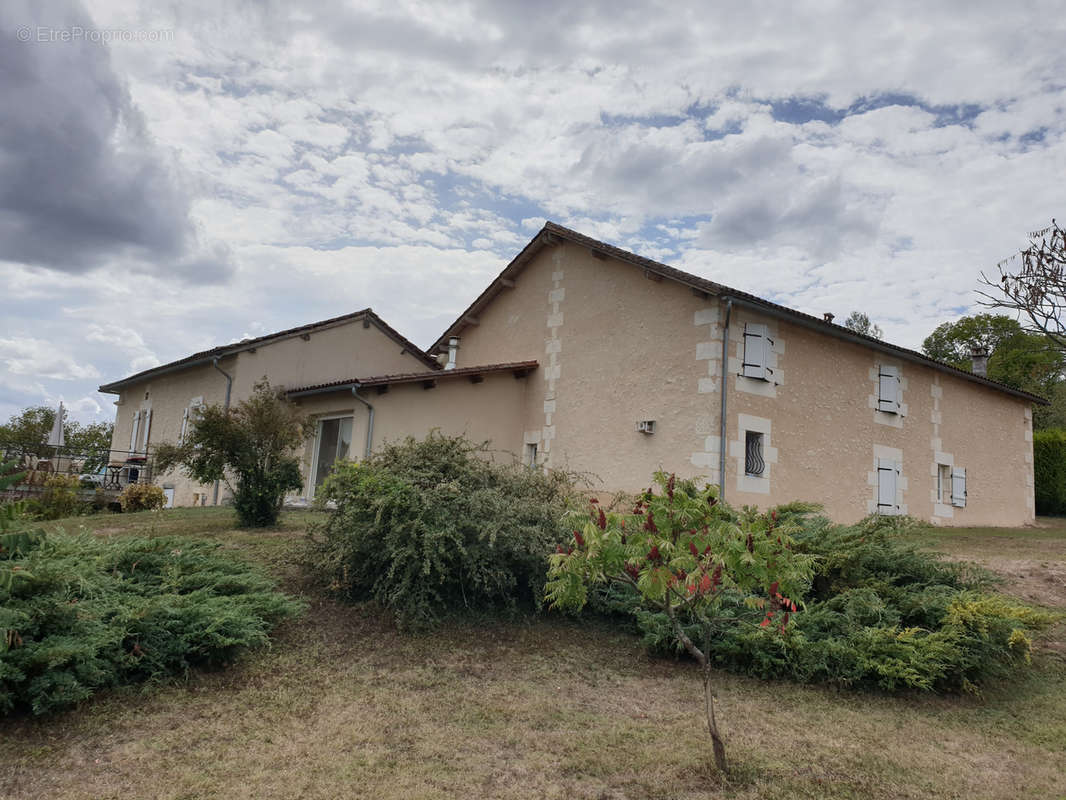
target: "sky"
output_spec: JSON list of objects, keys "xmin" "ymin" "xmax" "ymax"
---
[{"xmin": 1, "ymin": 0, "xmax": 1064, "ymax": 425}]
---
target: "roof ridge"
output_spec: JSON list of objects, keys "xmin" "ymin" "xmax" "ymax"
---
[
  {"xmin": 430, "ymin": 222, "xmax": 1047, "ymax": 405},
  {"xmin": 99, "ymin": 306, "xmax": 438, "ymax": 393}
]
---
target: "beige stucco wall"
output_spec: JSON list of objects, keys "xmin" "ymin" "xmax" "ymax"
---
[
  {"xmin": 105, "ymin": 316, "xmax": 434, "ymax": 507},
  {"xmin": 290, "ymin": 370, "xmax": 531, "ymax": 500},
  {"xmin": 104, "ymin": 242, "xmax": 1036, "ymax": 526},
  {"xmin": 108, "ymin": 359, "xmax": 233, "ymax": 507},
  {"xmin": 452, "ymin": 241, "xmax": 1035, "ymax": 526},
  {"xmin": 229, "ymin": 319, "xmax": 425, "ymax": 399}
]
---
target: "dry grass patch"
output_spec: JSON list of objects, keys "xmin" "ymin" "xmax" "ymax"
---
[
  {"xmin": 1, "ymin": 510, "xmax": 1064, "ymax": 799},
  {"xmin": 914, "ymin": 517, "xmax": 1066, "ymax": 657}
]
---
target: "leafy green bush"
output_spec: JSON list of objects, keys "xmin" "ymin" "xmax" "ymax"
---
[
  {"xmin": 0, "ymin": 531, "xmax": 302, "ymax": 715},
  {"xmin": 596, "ymin": 509, "xmax": 1056, "ymax": 693},
  {"xmin": 154, "ymin": 380, "xmax": 311, "ymax": 528},
  {"xmin": 306, "ymin": 433, "xmax": 573, "ymax": 628},
  {"xmin": 30, "ymin": 474, "xmax": 83, "ymax": 520},
  {"xmin": 119, "ymin": 483, "xmax": 167, "ymax": 512},
  {"xmin": 1033, "ymin": 429, "xmax": 1066, "ymax": 514}
]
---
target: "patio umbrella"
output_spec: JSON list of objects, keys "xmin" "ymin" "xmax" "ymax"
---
[{"xmin": 47, "ymin": 401, "xmax": 65, "ymax": 451}]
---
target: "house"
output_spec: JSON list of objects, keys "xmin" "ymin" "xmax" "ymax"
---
[{"xmin": 99, "ymin": 222, "xmax": 1044, "ymax": 525}]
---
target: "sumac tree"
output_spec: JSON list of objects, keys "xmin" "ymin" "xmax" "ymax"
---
[{"xmin": 545, "ymin": 472, "xmax": 814, "ymax": 772}]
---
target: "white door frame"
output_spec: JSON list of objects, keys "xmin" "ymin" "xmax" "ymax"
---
[{"xmin": 308, "ymin": 413, "xmax": 354, "ymax": 500}]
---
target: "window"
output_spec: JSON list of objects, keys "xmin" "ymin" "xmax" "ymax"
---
[
  {"xmin": 878, "ymin": 365, "xmax": 901, "ymax": 413},
  {"xmin": 742, "ymin": 323, "xmax": 773, "ymax": 381},
  {"xmin": 877, "ymin": 458, "xmax": 900, "ymax": 515},
  {"xmin": 311, "ymin": 416, "xmax": 353, "ymax": 496},
  {"xmin": 950, "ymin": 467, "xmax": 967, "ymax": 508},
  {"xmin": 744, "ymin": 431, "xmax": 765, "ymax": 476},
  {"xmin": 525, "ymin": 442, "xmax": 538, "ymax": 468},
  {"xmin": 937, "ymin": 464, "xmax": 952, "ymax": 504}
]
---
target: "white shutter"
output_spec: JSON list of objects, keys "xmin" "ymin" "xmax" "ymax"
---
[
  {"xmin": 142, "ymin": 409, "xmax": 152, "ymax": 451},
  {"xmin": 180, "ymin": 408, "xmax": 190, "ymax": 443},
  {"xmin": 878, "ymin": 365, "xmax": 901, "ymax": 413},
  {"xmin": 877, "ymin": 458, "xmax": 899, "ymax": 514},
  {"xmin": 742, "ymin": 323, "xmax": 772, "ymax": 380},
  {"xmin": 951, "ymin": 467, "xmax": 967, "ymax": 508},
  {"xmin": 129, "ymin": 411, "xmax": 141, "ymax": 453}
]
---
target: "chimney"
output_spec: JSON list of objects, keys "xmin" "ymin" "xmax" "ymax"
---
[
  {"xmin": 823, "ymin": 312, "xmax": 834, "ymax": 323},
  {"xmin": 970, "ymin": 345, "xmax": 989, "ymax": 377},
  {"xmin": 444, "ymin": 336, "xmax": 460, "ymax": 370}
]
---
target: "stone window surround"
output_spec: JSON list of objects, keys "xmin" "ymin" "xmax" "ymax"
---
[
  {"xmin": 729, "ymin": 413, "xmax": 778, "ymax": 495},
  {"xmin": 867, "ymin": 444, "xmax": 907, "ymax": 515},
  {"xmin": 726, "ymin": 314, "xmax": 785, "ymax": 398},
  {"xmin": 868, "ymin": 361, "xmax": 908, "ymax": 428}
]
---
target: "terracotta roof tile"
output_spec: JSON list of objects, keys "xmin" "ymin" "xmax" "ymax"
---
[{"xmin": 286, "ymin": 360, "xmax": 538, "ymax": 395}]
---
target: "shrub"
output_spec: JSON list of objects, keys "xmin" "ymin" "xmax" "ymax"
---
[
  {"xmin": 605, "ymin": 510, "xmax": 1057, "ymax": 693},
  {"xmin": 1033, "ymin": 429, "xmax": 1066, "ymax": 514},
  {"xmin": 154, "ymin": 379, "xmax": 310, "ymax": 527},
  {"xmin": 32, "ymin": 474, "xmax": 82, "ymax": 520},
  {"xmin": 306, "ymin": 433, "xmax": 573, "ymax": 628},
  {"xmin": 119, "ymin": 483, "xmax": 167, "ymax": 512},
  {"xmin": 0, "ymin": 530, "xmax": 302, "ymax": 715}
]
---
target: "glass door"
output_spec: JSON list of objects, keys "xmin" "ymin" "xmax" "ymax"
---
[{"xmin": 312, "ymin": 416, "xmax": 353, "ymax": 496}]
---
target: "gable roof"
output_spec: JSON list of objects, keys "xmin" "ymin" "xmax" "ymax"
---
[
  {"xmin": 432, "ymin": 222, "xmax": 1048, "ymax": 406},
  {"xmin": 99, "ymin": 308, "xmax": 439, "ymax": 394}
]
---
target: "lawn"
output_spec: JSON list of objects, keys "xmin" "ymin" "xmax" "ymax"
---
[{"xmin": 1, "ymin": 509, "xmax": 1064, "ymax": 800}]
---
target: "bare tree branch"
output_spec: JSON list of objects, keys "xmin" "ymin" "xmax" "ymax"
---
[{"xmin": 979, "ymin": 220, "xmax": 1066, "ymax": 351}]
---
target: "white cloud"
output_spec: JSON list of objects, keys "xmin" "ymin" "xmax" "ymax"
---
[
  {"xmin": 0, "ymin": 0, "xmax": 1063, "ymax": 422},
  {"xmin": 0, "ymin": 337, "xmax": 101, "ymax": 381}
]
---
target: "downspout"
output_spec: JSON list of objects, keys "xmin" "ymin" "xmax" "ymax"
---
[
  {"xmin": 718, "ymin": 297, "xmax": 733, "ymax": 503},
  {"xmin": 211, "ymin": 357, "xmax": 233, "ymax": 505},
  {"xmin": 351, "ymin": 384, "xmax": 375, "ymax": 460}
]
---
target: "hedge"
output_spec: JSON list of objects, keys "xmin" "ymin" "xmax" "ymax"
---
[{"xmin": 1033, "ymin": 429, "xmax": 1066, "ymax": 515}]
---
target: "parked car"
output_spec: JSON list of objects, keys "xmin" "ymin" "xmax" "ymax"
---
[{"xmin": 79, "ymin": 467, "xmax": 107, "ymax": 488}]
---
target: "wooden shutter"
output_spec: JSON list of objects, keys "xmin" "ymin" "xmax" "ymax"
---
[
  {"xmin": 180, "ymin": 408, "xmax": 190, "ymax": 443},
  {"xmin": 129, "ymin": 411, "xmax": 140, "ymax": 453},
  {"xmin": 877, "ymin": 458, "xmax": 899, "ymax": 514},
  {"xmin": 951, "ymin": 467, "xmax": 967, "ymax": 508},
  {"xmin": 742, "ymin": 323, "xmax": 772, "ymax": 380},
  {"xmin": 878, "ymin": 365, "xmax": 901, "ymax": 413},
  {"xmin": 142, "ymin": 409, "xmax": 152, "ymax": 452}
]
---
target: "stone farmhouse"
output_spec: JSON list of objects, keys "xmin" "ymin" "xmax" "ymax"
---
[{"xmin": 99, "ymin": 222, "xmax": 1044, "ymax": 525}]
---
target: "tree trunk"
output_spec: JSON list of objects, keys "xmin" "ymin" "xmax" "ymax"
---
[
  {"xmin": 663, "ymin": 602, "xmax": 728, "ymax": 772},
  {"xmin": 702, "ymin": 662, "xmax": 728, "ymax": 772}
]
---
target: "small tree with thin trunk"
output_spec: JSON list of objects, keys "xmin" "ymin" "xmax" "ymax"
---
[
  {"xmin": 154, "ymin": 379, "xmax": 313, "ymax": 527},
  {"xmin": 545, "ymin": 472, "xmax": 814, "ymax": 772}
]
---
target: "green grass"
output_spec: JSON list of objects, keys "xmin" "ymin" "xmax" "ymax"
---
[{"xmin": 1, "ymin": 508, "xmax": 1064, "ymax": 799}]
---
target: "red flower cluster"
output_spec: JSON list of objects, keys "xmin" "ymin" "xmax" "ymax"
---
[
  {"xmin": 761, "ymin": 582, "xmax": 798, "ymax": 631},
  {"xmin": 573, "ymin": 530, "xmax": 585, "ymax": 549},
  {"xmin": 643, "ymin": 510, "xmax": 658, "ymax": 533}
]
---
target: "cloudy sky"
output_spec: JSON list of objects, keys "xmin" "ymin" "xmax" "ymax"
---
[{"xmin": 1, "ymin": 0, "xmax": 1064, "ymax": 424}]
